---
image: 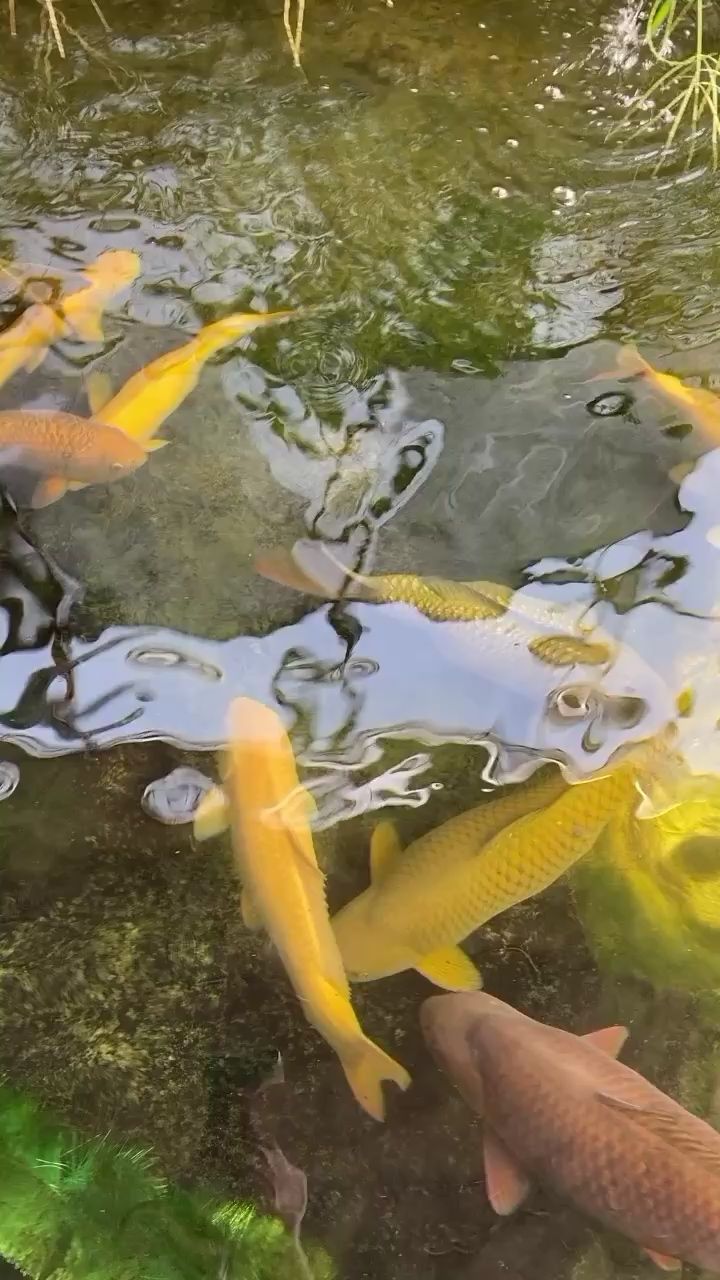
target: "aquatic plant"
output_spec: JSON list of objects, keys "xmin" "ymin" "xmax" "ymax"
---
[
  {"xmin": 0, "ymin": 1081, "xmax": 334, "ymax": 1280},
  {"xmin": 624, "ymin": 0, "xmax": 720, "ymax": 167}
]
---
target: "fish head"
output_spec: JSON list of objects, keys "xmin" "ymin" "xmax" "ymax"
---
[
  {"xmin": 82, "ymin": 250, "xmax": 141, "ymax": 291},
  {"xmin": 78, "ymin": 423, "xmax": 147, "ymax": 480},
  {"xmin": 421, "ymin": 992, "xmax": 511, "ymax": 1113}
]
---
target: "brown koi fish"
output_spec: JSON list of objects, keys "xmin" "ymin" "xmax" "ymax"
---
[{"xmin": 422, "ymin": 991, "xmax": 720, "ymax": 1273}]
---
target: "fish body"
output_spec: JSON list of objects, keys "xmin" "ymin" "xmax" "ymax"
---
[
  {"xmin": 0, "ymin": 250, "xmax": 139, "ymax": 391},
  {"xmin": 99, "ymin": 310, "xmax": 295, "ymax": 444},
  {"xmin": 614, "ymin": 345, "xmax": 720, "ymax": 444},
  {"xmin": 255, "ymin": 541, "xmax": 616, "ymax": 666},
  {"xmin": 421, "ymin": 991, "xmax": 720, "ymax": 1272},
  {"xmin": 0, "ymin": 409, "xmax": 148, "ymax": 508},
  {"xmin": 193, "ymin": 697, "xmax": 410, "ymax": 1121},
  {"xmin": 331, "ymin": 760, "xmax": 640, "ymax": 990}
]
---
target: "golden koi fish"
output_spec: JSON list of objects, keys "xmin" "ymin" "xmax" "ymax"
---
[
  {"xmin": 94, "ymin": 309, "xmax": 295, "ymax": 444},
  {"xmin": 256, "ymin": 540, "xmax": 615, "ymax": 667},
  {"xmin": 0, "ymin": 250, "xmax": 140, "ymax": 390},
  {"xmin": 193, "ymin": 697, "xmax": 410, "ymax": 1121},
  {"xmin": 0, "ymin": 409, "xmax": 151, "ymax": 508},
  {"xmin": 607, "ymin": 344, "xmax": 720, "ymax": 444},
  {"xmin": 331, "ymin": 748, "xmax": 663, "ymax": 991}
]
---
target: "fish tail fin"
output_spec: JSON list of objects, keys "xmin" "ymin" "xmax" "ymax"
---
[
  {"xmin": 589, "ymin": 343, "xmax": 653, "ymax": 384},
  {"xmin": 341, "ymin": 1035, "xmax": 411, "ymax": 1122},
  {"xmin": 313, "ymin": 977, "xmax": 411, "ymax": 1120},
  {"xmin": 254, "ymin": 539, "xmax": 374, "ymax": 600},
  {"xmin": 194, "ymin": 309, "xmax": 296, "ymax": 357}
]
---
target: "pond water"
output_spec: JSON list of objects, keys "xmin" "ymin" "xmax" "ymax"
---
[{"xmin": 2, "ymin": 0, "xmax": 720, "ymax": 1275}]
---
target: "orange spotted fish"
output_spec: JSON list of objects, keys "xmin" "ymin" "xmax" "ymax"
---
[{"xmin": 0, "ymin": 409, "xmax": 154, "ymax": 507}]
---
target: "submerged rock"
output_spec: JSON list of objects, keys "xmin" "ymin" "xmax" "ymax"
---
[{"xmin": 141, "ymin": 766, "xmax": 215, "ymax": 824}]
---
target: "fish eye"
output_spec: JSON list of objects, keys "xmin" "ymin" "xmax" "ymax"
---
[{"xmin": 111, "ymin": 461, "xmax": 124, "ymax": 471}]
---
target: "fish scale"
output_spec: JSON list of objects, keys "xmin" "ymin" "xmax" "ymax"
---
[
  {"xmin": 332, "ymin": 760, "xmax": 639, "ymax": 985},
  {"xmin": 422, "ymin": 994, "xmax": 720, "ymax": 1271}
]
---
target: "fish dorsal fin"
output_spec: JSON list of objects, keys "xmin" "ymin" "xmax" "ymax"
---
[
  {"xmin": 193, "ymin": 785, "xmax": 231, "ymax": 841},
  {"xmin": 86, "ymin": 371, "xmax": 114, "ymax": 416},
  {"xmin": 415, "ymin": 945, "xmax": 482, "ymax": 992},
  {"xmin": 483, "ymin": 1128, "xmax": 532, "ymax": 1216},
  {"xmin": 596, "ymin": 1092, "xmax": 720, "ymax": 1174},
  {"xmin": 643, "ymin": 1249, "xmax": 682, "ymax": 1271},
  {"xmin": 581, "ymin": 1026, "xmax": 628, "ymax": 1058},
  {"xmin": 370, "ymin": 820, "xmax": 403, "ymax": 881}
]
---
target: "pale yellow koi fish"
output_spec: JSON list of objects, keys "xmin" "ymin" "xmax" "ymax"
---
[
  {"xmin": 256, "ymin": 539, "xmax": 616, "ymax": 666},
  {"xmin": 193, "ymin": 696, "xmax": 410, "ymax": 1121},
  {"xmin": 331, "ymin": 743, "xmax": 671, "ymax": 991},
  {"xmin": 0, "ymin": 250, "xmax": 140, "ymax": 390}
]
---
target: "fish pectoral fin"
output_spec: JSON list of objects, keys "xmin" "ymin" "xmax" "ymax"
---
[
  {"xmin": 86, "ymin": 371, "xmax": 114, "ymax": 415},
  {"xmin": 415, "ymin": 945, "xmax": 482, "ymax": 992},
  {"xmin": 193, "ymin": 785, "xmax": 231, "ymax": 841},
  {"xmin": 240, "ymin": 888, "xmax": 263, "ymax": 931},
  {"xmin": 370, "ymin": 820, "xmax": 403, "ymax": 881},
  {"xmin": 31, "ymin": 475, "xmax": 69, "ymax": 508},
  {"xmin": 643, "ymin": 1249, "xmax": 682, "ymax": 1271},
  {"xmin": 580, "ymin": 1025, "xmax": 629, "ymax": 1058},
  {"xmin": 483, "ymin": 1128, "xmax": 532, "ymax": 1216},
  {"xmin": 145, "ymin": 438, "xmax": 170, "ymax": 452}
]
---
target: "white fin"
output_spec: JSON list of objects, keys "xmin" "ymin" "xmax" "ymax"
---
[
  {"xmin": 483, "ymin": 1128, "xmax": 531, "ymax": 1215},
  {"xmin": 193, "ymin": 785, "xmax": 230, "ymax": 840},
  {"xmin": 241, "ymin": 888, "xmax": 263, "ymax": 930}
]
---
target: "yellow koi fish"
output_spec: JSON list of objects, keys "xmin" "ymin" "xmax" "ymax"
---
[
  {"xmin": 0, "ymin": 250, "xmax": 140, "ymax": 390},
  {"xmin": 608, "ymin": 345, "xmax": 720, "ymax": 444},
  {"xmin": 193, "ymin": 697, "xmax": 410, "ymax": 1121},
  {"xmin": 256, "ymin": 540, "xmax": 616, "ymax": 666},
  {"xmin": 0, "ymin": 408, "xmax": 151, "ymax": 508},
  {"xmin": 331, "ymin": 747, "xmax": 665, "ymax": 991},
  {"xmin": 94, "ymin": 309, "xmax": 295, "ymax": 444}
]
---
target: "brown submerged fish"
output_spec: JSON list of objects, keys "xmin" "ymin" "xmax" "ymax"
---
[
  {"xmin": 421, "ymin": 991, "xmax": 720, "ymax": 1273},
  {"xmin": 0, "ymin": 409, "xmax": 152, "ymax": 508}
]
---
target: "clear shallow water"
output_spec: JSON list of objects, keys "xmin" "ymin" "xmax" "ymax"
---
[{"xmin": 2, "ymin": 0, "xmax": 720, "ymax": 1276}]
